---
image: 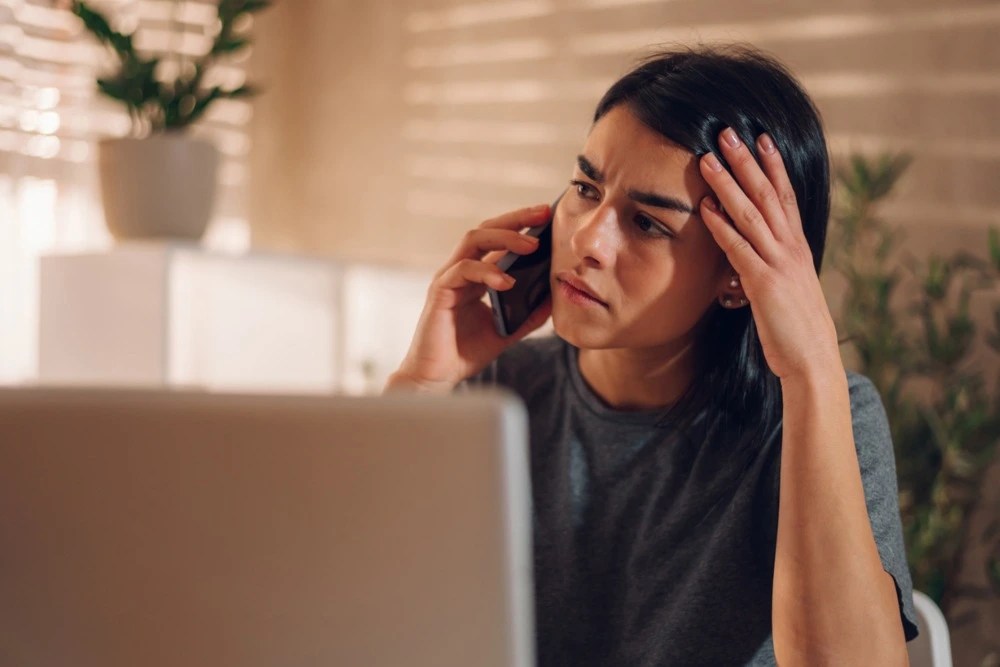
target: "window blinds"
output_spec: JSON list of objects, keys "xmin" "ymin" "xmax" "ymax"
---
[{"xmin": 398, "ymin": 0, "xmax": 1000, "ymax": 235}]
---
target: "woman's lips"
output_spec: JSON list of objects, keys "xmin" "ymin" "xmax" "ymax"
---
[{"xmin": 555, "ymin": 275, "xmax": 609, "ymax": 309}]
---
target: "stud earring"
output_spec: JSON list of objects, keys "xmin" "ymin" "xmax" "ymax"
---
[
  {"xmin": 728, "ymin": 276, "xmax": 740, "ymax": 289},
  {"xmin": 738, "ymin": 297, "xmax": 748, "ymax": 306},
  {"xmin": 722, "ymin": 297, "xmax": 733, "ymax": 307}
]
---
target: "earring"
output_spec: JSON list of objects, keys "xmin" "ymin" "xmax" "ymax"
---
[
  {"xmin": 728, "ymin": 275, "xmax": 740, "ymax": 289},
  {"xmin": 722, "ymin": 297, "xmax": 733, "ymax": 307}
]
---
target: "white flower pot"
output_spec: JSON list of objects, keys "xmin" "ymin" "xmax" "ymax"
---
[{"xmin": 98, "ymin": 135, "xmax": 220, "ymax": 241}]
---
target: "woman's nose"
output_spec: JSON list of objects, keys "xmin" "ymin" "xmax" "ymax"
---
[{"xmin": 569, "ymin": 202, "xmax": 619, "ymax": 268}]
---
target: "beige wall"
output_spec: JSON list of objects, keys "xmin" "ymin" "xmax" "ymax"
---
[
  {"xmin": 248, "ymin": 0, "xmax": 1000, "ymax": 267},
  {"xmin": 248, "ymin": 0, "xmax": 408, "ymax": 261},
  {"xmin": 248, "ymin": 2, "xmax": 1000, "ymax": 662}
]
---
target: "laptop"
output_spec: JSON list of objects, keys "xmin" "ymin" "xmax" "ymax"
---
[{"xmin": 0, "ymin": 388, "xmax": 535, "ymax": 667}]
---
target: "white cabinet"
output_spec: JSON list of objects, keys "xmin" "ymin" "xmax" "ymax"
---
[{"xmin": 36, "ymin": 243, "xmax": 430, "ymax": 394}]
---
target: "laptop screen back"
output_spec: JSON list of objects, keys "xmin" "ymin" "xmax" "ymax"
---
[{"xmin": 0, "ymin": 388, "xmax": 535, "ymax": 667}]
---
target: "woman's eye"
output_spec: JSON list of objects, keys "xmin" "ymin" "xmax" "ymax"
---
[
  {"xmin": 570, "ymin": 180, "xmax": 598, "ymax": 200},
  {"xmin": 635, "ymin": 214, "xmax": 671, "ymax": 238}
]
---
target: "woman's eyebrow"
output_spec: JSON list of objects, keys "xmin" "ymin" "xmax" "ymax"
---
[
  {"xmin": 576, "ymin": 154, "xmax": 695, "ymax": 215},
  {"xmin": 627, "ymin": 190, "xmax": 695, "ymax": 215},
  {"xmin": 577, "ymin": 155, "xmax": 605, "ymax": 182}
]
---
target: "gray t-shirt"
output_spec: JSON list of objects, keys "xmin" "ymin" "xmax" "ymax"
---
[{"xmin": 469, "ymin": 335, "xmax": 918, "ymax": 666}]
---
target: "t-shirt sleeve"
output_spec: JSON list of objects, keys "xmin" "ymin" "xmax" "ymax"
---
[{"xmin": 848, "ymin": 372, "xmax": 920, "ymax": 642}]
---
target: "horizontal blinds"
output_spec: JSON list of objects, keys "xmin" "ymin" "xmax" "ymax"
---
[{"xmin": 399, "ymin": 0, "xmax": 1000, "ymax": 235}]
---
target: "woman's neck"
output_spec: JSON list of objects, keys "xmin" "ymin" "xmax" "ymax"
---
[{"xmin": 577, "ymin": 340, "xmax": 696, "ymax": 411}]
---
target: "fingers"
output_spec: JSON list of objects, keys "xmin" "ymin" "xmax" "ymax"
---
[
  {"xmin": 432, "ymin": 202, "xmax": 551, "ymax": 302},
  {"xmin": 699, "ymin": 134, "xmax": 781, "ymax": 266},
  {"xmin": 438, "ymin": 203, "xmax": 549, "ymax": 271},
  {"xmin": 704, "ymin": 128, "xmax": 804, "ymax": 245},
  {"xmin": 442, "ymin": 228, "xmax": 540, "ymax": 269},
  {"xmin": 754, "ymin": 133, "xmax": 804, "ymax": 238},
  {"xmin": 436, "ymin": 258, "xmax": 516, "ymax": 293},
  {"xmin": 699, "ymin": 195, "xmax": 767, "ymax": 281},
  {"xmin": 479, "ymin": 203, "xmax": 550, "ymax": 230}
]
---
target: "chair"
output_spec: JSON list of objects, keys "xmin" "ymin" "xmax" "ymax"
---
[{"xmin": 906, "ymin": 590, "xmax": 953, "ymax": 667}]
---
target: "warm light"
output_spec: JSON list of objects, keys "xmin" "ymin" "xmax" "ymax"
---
[
  {"xmin": 133, "ymin": 29, "xmax": 213, "ymax": 58},
  {"xmin": 26, "ymin": 135, "xmax": 60, "ymax": 159},
  {"xmin": 202, "ymin": 217, "xmax": 251, "ymax": 254},
  {"xmin": 18, "ymin": 109, "xmax": 38, "ymax": 132},
  {"xmin": 136, "ymin": 0, "xmax": 217, "ymax": 25},
  {"xmin": 38, "ymin": 111, "xmax": 60, "ymax": 134},
  {"xmin": 35, "ymin": 87, "xmax": 60, "ymax": 110}
]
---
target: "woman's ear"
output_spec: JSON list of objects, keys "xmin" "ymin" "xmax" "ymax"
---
[{"xmin": 716, "ymin": 268, "xmax": 747, "ymax": 308}]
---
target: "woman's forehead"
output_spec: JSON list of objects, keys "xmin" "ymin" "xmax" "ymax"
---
[{"xmin": 582, "ymin": 106, "xmax": 704, "ymax": 194}]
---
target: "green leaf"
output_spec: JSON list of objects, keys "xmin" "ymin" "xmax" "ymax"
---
[
  {"xmin": 72, "ymin": 1, "xmax": 136, "ymax": 59},
  {"xmin": 989, "ymin": 227, "xmax": 1000, "ymax": 272},
  {"xmin": 96, "ymin": 77, "xmax": 130, "ymax": 103},
  {"xmin": 240, "ymin": 0, "xmax": 272, "ymax": 13},
  {"xmin": 72, "ymin": 2, "xmax": 115, "ymax": 40},
  {"xmin": 212, "ymin": 37, "xmax": 251, "ymax": 54}
]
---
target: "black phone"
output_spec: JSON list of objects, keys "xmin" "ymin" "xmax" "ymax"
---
[{"xmin": 488, "ymin": 193, "xmax": 562, "ymax": 337}]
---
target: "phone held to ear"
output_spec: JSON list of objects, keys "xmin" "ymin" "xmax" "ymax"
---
[{"xmin": 488, "ymin": 193, "xmax": 562, "ymax": 337}]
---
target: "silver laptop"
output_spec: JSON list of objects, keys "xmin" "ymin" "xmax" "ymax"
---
[{"xmin": 0, "ymin": 388, "xmax": 535, "ymax": 667}]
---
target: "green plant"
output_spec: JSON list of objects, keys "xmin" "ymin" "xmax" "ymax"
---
[
  {"xmin": 825, "ymin": 155, "xmax": 1000, "ymax": 623},
  {"xmin": 71, "ymin": 0, "xmax": 270, "ymax": 136}
]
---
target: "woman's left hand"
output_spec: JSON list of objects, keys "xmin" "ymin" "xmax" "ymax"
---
[{"xmin": 698, "ymin": 128, "xmax": 842, "ymax": 382}]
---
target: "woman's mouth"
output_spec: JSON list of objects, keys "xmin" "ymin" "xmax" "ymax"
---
[{"xmin": 555, "ymin": 275, "xmax": 609, "ymax": 309}]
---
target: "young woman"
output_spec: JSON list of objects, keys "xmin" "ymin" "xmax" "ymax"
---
[{"xmin": 387, "ymin": 45, "xmax": 919, "ymax": 666}]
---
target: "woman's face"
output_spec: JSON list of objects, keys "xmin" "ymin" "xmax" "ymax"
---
[{"xmin": 550, "ymin": 104, "xmax": 733, "ymax": 351}]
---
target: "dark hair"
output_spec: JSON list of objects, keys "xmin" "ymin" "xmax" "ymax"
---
[{"xmin": 593, "ymin": 45, "xmax": 831, "ymax": 458}]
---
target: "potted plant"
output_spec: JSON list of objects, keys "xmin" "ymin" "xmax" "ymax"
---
[
  {"xmin": 825, "ymin": 154, "xmax": 1000, "ymax": 664},
  {"xmin": 71, "ymin": 0, "xmax": 270, "ymax": 240}
]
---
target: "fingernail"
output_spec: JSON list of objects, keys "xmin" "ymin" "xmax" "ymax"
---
[
  {"xmin": 703, "ymin": 153, "xmax": 723, "ymax": 172},
  {"xmin": 758, "ymin": 133, "xmax": 776, "ymax": 154},
  {"xmin": 722, "ymin": 128, "xmax": 740, "ymax": 148},
  {"xmin": 504, "ymin": 274, "xmax": 516, "ymax": 285},
  {"xmin": 702, "ymin": 196, "xmax": 719, "ymax": 212},
  {"xmin": 523, "ymin": 234, "xmax": 540, "ymax": 244}
]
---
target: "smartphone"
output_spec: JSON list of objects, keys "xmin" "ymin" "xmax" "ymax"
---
[{"xmin": 488, "ymin": 193, "xmax": 562, "ymax": 337}]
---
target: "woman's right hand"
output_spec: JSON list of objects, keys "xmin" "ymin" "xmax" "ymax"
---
[{"xmin": 385, "ymin": 203, "xmax": 554, "ymax": 393}]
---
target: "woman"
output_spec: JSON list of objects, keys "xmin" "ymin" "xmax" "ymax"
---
[{"xmin": 387, "ymin": 45, "xmax": 919, "ymax": 666}]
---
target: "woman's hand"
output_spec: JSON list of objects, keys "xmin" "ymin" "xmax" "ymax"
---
[
  {"xmin": 386, "ymin": 204, "xmax": 554, "ymax": 393},
  {"xmin": 698, "ymin": 128, "xmax": 842, "ymax": 382}
]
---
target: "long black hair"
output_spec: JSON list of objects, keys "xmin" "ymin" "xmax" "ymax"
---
[{"xmin": 593, "ymin": 44, "xmax": 831, "ymax": 455}]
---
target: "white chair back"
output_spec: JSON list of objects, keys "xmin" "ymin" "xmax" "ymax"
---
[{"xmin": 907, "ymin": 590, "xmax": 953, "ymax": 667}]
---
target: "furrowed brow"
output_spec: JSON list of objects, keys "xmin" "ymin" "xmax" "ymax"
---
[
  {"xmin": 576, "ymin": 155, "xmax": 604, "ymax": 183},
  {"xmin": 576, "ymin": 155, "xmax": 695, "ymax": 215},
  {"xmin": 628, "ymin": 189, "xmax": 695, "ymax": 215}
]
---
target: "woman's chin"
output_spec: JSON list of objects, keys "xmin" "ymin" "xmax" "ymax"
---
[{"xmin": 552, "ymin": 310, "xmax": 614, "ymax": 350}]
